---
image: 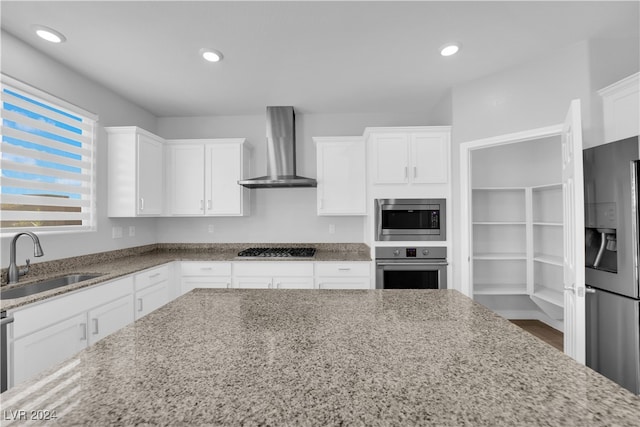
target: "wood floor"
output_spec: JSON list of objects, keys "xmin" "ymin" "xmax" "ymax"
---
[{"xmin": 510, "ymin": 320, "xmax": 563, "ymax": 351}]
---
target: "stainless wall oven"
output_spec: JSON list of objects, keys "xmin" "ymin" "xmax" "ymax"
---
[
  {"xmin": 375, "ymin": 247, "xmax": 447, "ymax": 289},
  {"xmin": 375, "ymin": 198, "xmax": 446, "ymax": 241}
]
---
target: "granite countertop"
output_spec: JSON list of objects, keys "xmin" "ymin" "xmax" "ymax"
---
[
  {"xmin": 1, "ymin": 289, "xmax": 638, "ymax": 426},
  {"xmin": 0, "ymin": 243, "xmax": 371, "ymax": 311}
]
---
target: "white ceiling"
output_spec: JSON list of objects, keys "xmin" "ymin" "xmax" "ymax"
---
[{"xmin": 1, "ymin": 1, "xmax": 638, "ymax": 117}]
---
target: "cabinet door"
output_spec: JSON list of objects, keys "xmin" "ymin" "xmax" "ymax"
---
[
  {"xmin": 167, "ymin": 144, "xmax": 205, "ymax": 215},
  {"xmin": 181, "ymin": 277, "xmax": 231, "ymax": 294},
  {"xmin": 372, "ymin": 134, "xmax": 409, "ymax": 184},
  {"xmin": 206, "ymin": 144, "xmax": 242, "ymax": 215},
  {"xmin": 316, "ymin": 139, "xmax": 366, "ymax": 215},
  {"xmin": 273, "ymin": 277, "xmax": 315, "ymax": 289},
  {"xmin": 232, "ymin": 277, "xmax": 272, "ymax": 289},
  {"xmin": 317, "ymin": 278, "xmax": 370, "ymax": 290},
  {"xmin": 13, "ymin": 313, "xmax": 88, "ymax": 386},
  {"xmin": 137, "ymin": 133, "xmax": 164, "ymax": 215},
  {"xmin": 88, "ymin": 294, "xmax": 134, "ymax": 345},
  {"xmin": 135, "ymin": 281, "xmax": 169, "ymax": 319},
  {"xmin": 411, "ymin": 132, "xmax": 448, "ymax": 183}
]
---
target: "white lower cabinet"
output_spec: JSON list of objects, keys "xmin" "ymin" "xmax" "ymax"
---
[
  {"xmin": 232, "ymin": 262, "xmax": 314, "ymax": 289},
  {"xmin": 12, "ymin": 313, "xmax": 88, "ymax": 386},
  {"xmin": 180, "ymin": 262, "xmax": 232, "ymax": 294},
  {"xmin": 10, "ymin": 276, "xmax": 134, "ymax": 388},
  {"xmin": 134, "ymin": 265, "xmax": 170, "ymax": 319},
  {"xmin": 273, "ymin": 276, "xmax": 315, "ymax": 289},
  {"xmin": 315, "ymin": 262, "xmax": 371, "ymax": 290},
  {"xmin": 88, "ymin": 293, "xmax": 134, "ymax": 345}
]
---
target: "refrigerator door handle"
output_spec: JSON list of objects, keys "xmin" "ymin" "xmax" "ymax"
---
[{"xmin": 631, "ymin": 160, "xmax": 639, "ymax": 288}]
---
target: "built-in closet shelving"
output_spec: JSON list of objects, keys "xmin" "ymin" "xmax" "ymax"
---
[{"xmin": 472, "ymin": 184, "xmax": 563, "ymax": 308}]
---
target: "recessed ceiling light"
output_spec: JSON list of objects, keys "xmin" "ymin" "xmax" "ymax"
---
[
  {"xmin": 32, "ymin": 25, "xmax": 66, "ymax": 43},
  {"xmin": 440, "ymin": 43, "xmax": 460, "ymax": 57},
  {"xmin": 200, "ymin": 48, "xmax": 223, "ymax": 63}
]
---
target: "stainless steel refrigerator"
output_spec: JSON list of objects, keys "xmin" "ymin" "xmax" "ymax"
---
[{"xmin": 584, "ymin": 136, "xmax": 640, "ymax": 394}]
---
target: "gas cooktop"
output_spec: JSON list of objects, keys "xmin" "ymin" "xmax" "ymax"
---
[{"xmin": 237, "ymin": 247, "xmax": 316, "ymax": 258}]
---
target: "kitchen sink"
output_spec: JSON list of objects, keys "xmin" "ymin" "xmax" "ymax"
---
[{"xmin": 1, "ymin": 273, "xmax": 104, "ymax": 300}]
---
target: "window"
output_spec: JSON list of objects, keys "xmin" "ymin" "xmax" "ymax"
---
[{"xmin": 1, "ymin": 75, "xmax": 97, "ymax": 233}]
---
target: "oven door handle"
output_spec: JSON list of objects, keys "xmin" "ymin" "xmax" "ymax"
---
[{"xmin": 376, "ymin": 262, "xmax": 448, "ymax": 266}]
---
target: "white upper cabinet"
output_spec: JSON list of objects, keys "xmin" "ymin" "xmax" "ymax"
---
[
  {"xmin": 367, "ymin": 127, "xmax": 451, "ymax": 185},
  {"xmin": 314, "ymin": 136, "xmax": 366, "ymax": 216},
  {"xmin": 167, "ymin": 143, "xmax": 205, "ymax": 215},
  {"xmin": 166, "ymin": 139, "xmax": 250, "ymax": 216},
  {"xmin": 106, "ymin": 127, "xmax": 165, "ymax": 217},
  {"xmin": 598, "ymin": 72, "xmax": 639, "ymax": 143}
]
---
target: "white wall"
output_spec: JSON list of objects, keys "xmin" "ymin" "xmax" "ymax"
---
[
  {"xmin": 155, "ymin": 111, "xmax": 428, "ymax": 243},
  {"xmin": 471, "ymin": 136, "xmax": 562, "ymax": 188},
  {"xmin": 1, "ymin": 31, "xmax": 159, "ymax": 266}
]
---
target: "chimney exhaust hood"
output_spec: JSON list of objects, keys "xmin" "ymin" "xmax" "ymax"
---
[{"xmin": 238, "ymin": 106, "xmax": 317, "ymax": 188}]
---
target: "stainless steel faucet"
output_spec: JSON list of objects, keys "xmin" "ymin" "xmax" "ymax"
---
[{"xmin": 8, "ymin": 232, "xmax": 44, "ymax": 284}]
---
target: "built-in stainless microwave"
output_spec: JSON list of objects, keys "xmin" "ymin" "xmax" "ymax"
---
[{"xmin": 375, "ymin": 198, "xmax": 446, "ymax": 241}]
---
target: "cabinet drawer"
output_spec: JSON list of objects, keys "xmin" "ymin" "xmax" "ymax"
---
[
  {"xmin": 12, "ymin": 277, "xmax": 134, "ymax": 338},
  {"xmin": 316, "ymin": 278, "xmax": 371, "ymax": 290},
  {"xmin": 315, "ymin": 262, "xmax": 370, "ymax": 277},
  {"xmin": 181, "ymin": 262, "xmax": 232, "ymax": 277},
  {"xmin": 233, "ymin": 262, "xmax": 314, "ymax": 277},
  {"xmin": 181, "ymin": 277, "xmax": 231, "ymax": 294},
  {"xmin": 273, "ymin": 277, "xmax": 314, "ymax": 289},
  {"xmin": 135, "ymin": 265, "xmax": 169, "ymax": 291}
]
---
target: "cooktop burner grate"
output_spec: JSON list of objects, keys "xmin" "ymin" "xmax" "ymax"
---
[{"xmin": 237, "ymin": 247, "xmax": 316, "ymax": 258}]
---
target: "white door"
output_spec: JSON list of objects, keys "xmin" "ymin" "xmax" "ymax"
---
[
  {"xmin": 206, "ymin": 144, "xmax": 242, "ymax": 215},
  {"xmin": 168, "ymin": 144, "xmax": 205, "ymax": 215},
  {"xmin": 562, "ymin": 99, "xmax": 586, "ymax": 363},
  {"xmin": 12, "ymin": 313, "xmax": 88, "ymax": 386},
  {"xmin": 411, "ymin": 132, "xmax": 448, "ymax": 183},
  {"xmin": 372, "ymin": 134, "xmax": 410, "ymax": 184},
  {"xmin": 317, "ymin": 139, "xmax": 366, "ymax": 215},
  {"xmin": 88, "ymin": 294, "xmax": 134, "ymax": 345},
  {"xmin": 137, "ymin": 134, "xmax": 164, "ymax": 215}
]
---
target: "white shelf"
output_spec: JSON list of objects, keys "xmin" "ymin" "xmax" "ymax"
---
[
  {"xmin": 474, "ymin": 283, "xmax": 528, "ymax": 295},
  {"xmin": 474, "ymin": 252, "xmax": 527, "ymax": 260},
  {"xmin": 534, "ymin": 254, "xmax": 563, "ymax": 266},
  {"xmin": 532, "ymin": 287, "xmax": 563, "ymax": 307},
  {"xmin": 471, "ymin": 183, "xmax": 565, "ymax": 315}
]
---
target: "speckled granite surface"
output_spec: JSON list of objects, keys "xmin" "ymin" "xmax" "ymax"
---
[
  {"xmin": 0, "ymin": 244, "xmax": 371, "ymax": 310},
  {"xmin": 1, "ymin": 289, "xmax": 638, "ymax": 426}
]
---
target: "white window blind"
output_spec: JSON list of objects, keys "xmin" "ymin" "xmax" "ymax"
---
[{"xmin": 0, "ymin": 75, "xmax": 97, "ymax": 233}]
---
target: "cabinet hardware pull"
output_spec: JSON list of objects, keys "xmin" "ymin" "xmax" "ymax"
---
[
  {"xmin": 585, "ymin": 287, "xmax": 596, "ymax": 294},
  {"xmin": 92, "ymin": 318, "xmax": 99, "ymax": 335},
  {"xmin": 201, "ymin": 267, "xmax": 213, "ymax": 270},
  {"xmin": 319, "ymin": 198, "xmax": 323, "ymax": 210},
  {"xmin": 338, "ymin": 268, "xmax": 351, "ymax": 271},
  {"xmin": 149, "ymin": 273, "xmax": 161, "ymax": 278},
  {"xmin": 80, "ymin": 323, "xmax": 87, "ymax": 341},
  {"xmin": 226, "ymin": 283, "xmax": 230, "ymax": 288},
  {"xmin": 137, "ymin": 298, "xmax": 143, "ymax": 312},
  {"xmin": 200, "ymin": 200, "xmax": 204, "ymax": 210},
  {"xmin": 413, "ymin": 166, "xmax": 417, "ymax": 178},
  {"xmin": 207, "ymin": 200, "xmax": 212, "ymax": 210},
  {"xmin": 404, "ymin": 167, "xmax": 408, "ymax": 179},
  {"xmin": 140, "ymin": 197, "xmax": 145, "ymax": 211}
]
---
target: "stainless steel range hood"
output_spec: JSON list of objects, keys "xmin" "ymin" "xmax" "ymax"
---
[{"xmin": 238, "ymin": 106, "xmax": 317, "ymax": 188}]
